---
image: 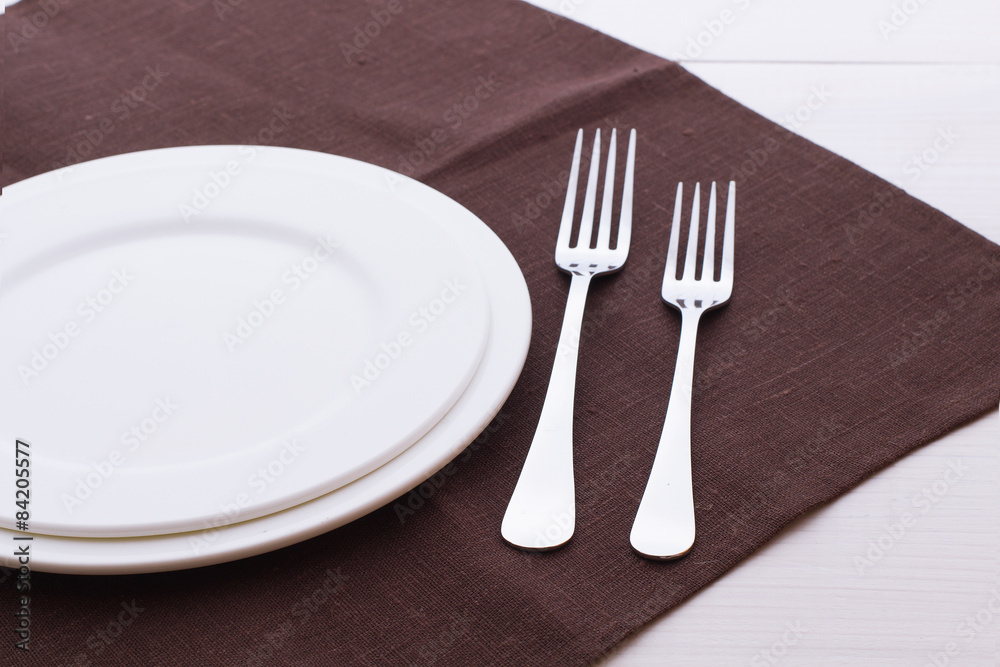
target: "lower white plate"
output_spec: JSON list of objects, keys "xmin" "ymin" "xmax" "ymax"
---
[{"xmin": 0, "ymin": 147, "xmax": 531, "ymax": 574}]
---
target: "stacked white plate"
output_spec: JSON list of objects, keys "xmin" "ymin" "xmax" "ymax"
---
[{"xmin": 0, "ymin": 146, "xmax": 531, "ymax": 573}]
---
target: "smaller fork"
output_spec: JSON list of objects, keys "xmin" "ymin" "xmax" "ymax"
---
[
  {"xmin": 502, "ymin": 127, "xmax": 636, "ymax": 551},
  {"xmin": 630, "ymin": 181, "xmax": 735, "ymax": 560}
]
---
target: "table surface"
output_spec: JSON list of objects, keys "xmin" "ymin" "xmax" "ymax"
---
[
  {"xmin": 2, "ymin": 1, "xmax": 996, "ymax": 664},
  {"xmin": 519, "ymin": 1, "xmax": 1000, "ymax": 665}
]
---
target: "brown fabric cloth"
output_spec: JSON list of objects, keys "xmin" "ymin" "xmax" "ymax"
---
[{"xmin": 3, "ymin": 1, "xmax": 999, "ymax": 665}]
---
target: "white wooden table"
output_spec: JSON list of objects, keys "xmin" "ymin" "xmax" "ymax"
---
[
  {"xmin": 522, "ymin": 1, "xmax": 1000, "ymax": 664},
  {"xmin": 2, "ymin": 0, "xmax": 995, "ymax": 663}
]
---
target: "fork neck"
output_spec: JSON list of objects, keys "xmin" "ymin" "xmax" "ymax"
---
[
  {"xmin": 671, "ymin": 308, "xmax": 703, "ymax": 395},
  {"xmin": 563, "ymin": 272, "xmax": 593, "ymax": 326}
]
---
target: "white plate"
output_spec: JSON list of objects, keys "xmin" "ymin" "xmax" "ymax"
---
[
  {"xmin": 0, "ymin": 146, "xmax": 492, "ymax": 538},
  {"xmin": 0, "ymin": 146, "xmax": 530, "ymax": 574}
]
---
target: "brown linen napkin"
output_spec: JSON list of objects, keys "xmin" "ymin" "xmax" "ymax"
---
[{"xmin": 2, "ymin": 0, "xmax": 998, "ymax": 665}]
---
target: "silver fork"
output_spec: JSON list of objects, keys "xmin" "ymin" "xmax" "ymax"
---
[
  {"xmin": 502, "ymin": 127, "xmax": 637, "ymax": 551},
  {"xmin": 630, "ymin": 181, "xmax": 735, "ymax": 560}
]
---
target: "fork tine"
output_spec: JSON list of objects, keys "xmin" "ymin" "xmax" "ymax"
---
[
  {"xmin": 615, "ymin": 128, "xmax": 637, "ymax": 254},
  {"xmin": 681, "ymin": 183, "xmax": 700, "ymax": 281},
  {"xmin": 596, "ymin": 129, "xmax": 617, "ymax": 249},
  {"xmin": 556, "ymin": 130, "xmax": 584, "ymax": 252},
  {"xmin": 701, "ymin": 182, "xmax": 717, "ymax": 281},
  {"xmin": 664, "ymin": 182, "xmax": 683, "ymax": 282},
  {"xmin": 575, "ymin": 129, "xmax": 601, "ymax": 249},
  {"xmin": 720, "ymin": 180, "xmax": 736, "ymax": 286}
]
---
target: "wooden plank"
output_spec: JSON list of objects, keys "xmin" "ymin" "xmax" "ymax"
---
[{"xmin": 526, "ymin": 0, "xmax": 1000, "ymax": 64}]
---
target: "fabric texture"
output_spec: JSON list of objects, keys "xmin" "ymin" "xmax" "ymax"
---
[{"xmin": 2, "ymin": 0, "xmax": 998, "ymax": 665}]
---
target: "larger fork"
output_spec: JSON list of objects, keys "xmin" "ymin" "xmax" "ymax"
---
[
  {"xmin": 630, "ymin": 181, "xmax": 735, "ymax": 560},
  {"xmin": 502, "ymin": 127, "xmax": 637, "ymax": 551}
]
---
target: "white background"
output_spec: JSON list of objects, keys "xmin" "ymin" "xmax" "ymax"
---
[{"xmin": 521, "ymin": 1, "xmax": 999, "ymax": 665}]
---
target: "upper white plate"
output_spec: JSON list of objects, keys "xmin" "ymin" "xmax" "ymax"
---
[
  {"xmin": 0, "ymin": 145, "xmax": 531, "ymax": 573},
  {"xmin": 0, "ymin": 146, "xmax": 491, "ymax": 538}
]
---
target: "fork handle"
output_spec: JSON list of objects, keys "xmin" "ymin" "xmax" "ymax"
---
[
  {"xmin": 501, "ymin": 272, "xmax": 592, "ymax": 550},
  {"xmin": 630, "ymin": 310, "xmax": 702, "ymax": 559}
]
